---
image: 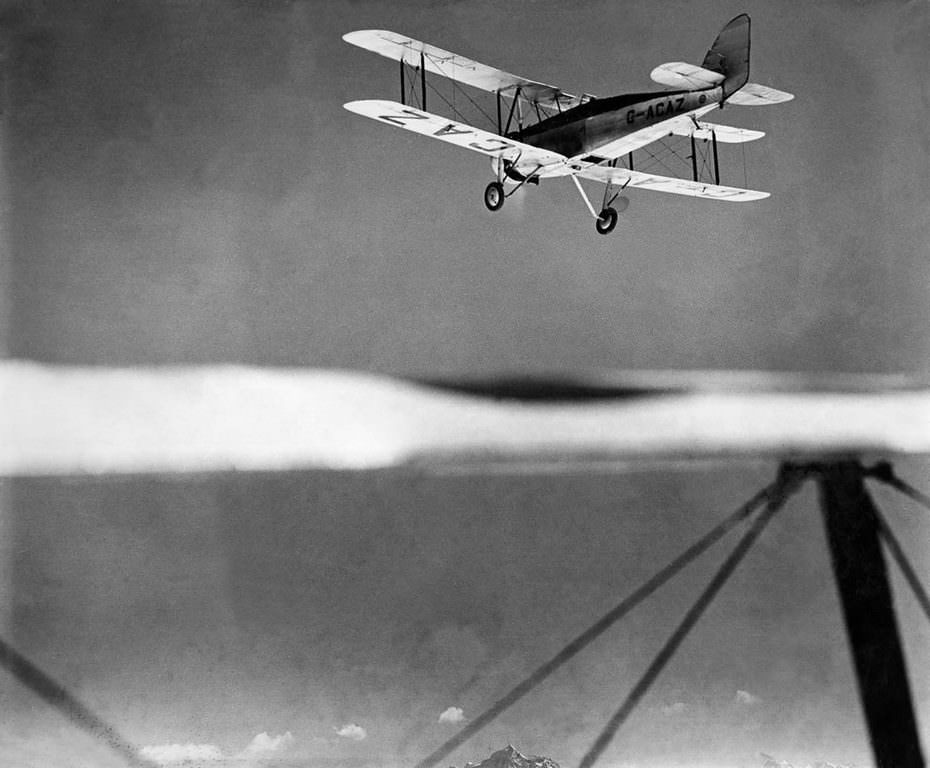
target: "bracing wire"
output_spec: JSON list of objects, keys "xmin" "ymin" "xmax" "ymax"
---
[
  {"xmin": 427, "ymin": 57, "xmax": 498, "ymax": 129},
  {"xmin": 413, "ymin": 478, "xmax": 782, "ymax": 768},
  {"xmin": 862, "ymin": 462, "xmax": 930, "ymax": 623},
  {"xmin": 874, "ymin": 507, "xmax": 930, "ymax": 624},
  {"xmin": 0, "ymin": 637, "xmax": 155, "ymax": 767},
  {"xmin": 576, "ymin": 466, "xmax": 804, "ymax": 768},
  {"xmin": 867, "ymin": 461, "xmax": 930, "ymax": 513}
]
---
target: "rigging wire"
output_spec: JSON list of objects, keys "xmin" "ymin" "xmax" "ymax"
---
[
  {"xmin": 866, "ymin": 461, "xmax": 930, "ymax": 513},
  {"xmin": 873, "ymin": 507, "xmax": 930, "ymax": 625},
  {"xmin": 636, "ymin": 144, "xmax": 680, "ymax": 178},
  {"xmin": 863, "ymin": 461, "xmax": 930, "ymax": 624},
  {"xmin": 576, "ymin": 465, "xmax": 805, "ymax": 768},
  {"xmin": 413, "ymin": 478, "xmax": 781, "ymax": 768},
  {"xmin": 428, "ymin": 57, "xmax": 498, "ymax": 129},
  {"xmin": 0, "ymin": 637, "xmax": 155, "ymax": 767}
]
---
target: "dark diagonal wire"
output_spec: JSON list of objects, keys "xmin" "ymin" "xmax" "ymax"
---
[
  {"xmin": 413, "ymin": 479, "xmax": 779, "ymax": 768},
  {"xmin": 0, "ymin": 637, "xmax": 155, "ymax": 768},
  {"xmin": 874, "ymin": 508, "xmax": 930, "ymax": 625},
  {"xmin": 866, "ymin": 461, "xmax": 930, "ymax": 513},
  {"xmin": 576, "ymin": 466, "xmax": 804, "ymax": 768}
]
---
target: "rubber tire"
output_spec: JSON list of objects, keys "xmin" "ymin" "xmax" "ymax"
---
[
  {"xmin": 595, "ymin": 206, "xmax": 618, "ymax": 235},
  {"xmin": 484, "ymin": 181, "xmax": 505, "ymax": 212}
]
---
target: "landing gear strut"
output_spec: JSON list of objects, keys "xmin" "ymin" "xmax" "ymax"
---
[
  {"xmin": 484, "ymin": 181, "xmax": 504, "ymax": 212},
  {"xmin": 572, "ymin": 174, "xmax": 630, "ymax": 235}
]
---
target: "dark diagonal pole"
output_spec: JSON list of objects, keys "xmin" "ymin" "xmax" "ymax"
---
[{"xmin": 817, "ymin": 461, "xmax": 925, "ymax": 768}]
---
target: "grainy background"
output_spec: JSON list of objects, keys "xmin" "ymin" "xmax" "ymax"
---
[{"xmin": 1, "ymin": 1, "xmax": 928, "ymax": 766}]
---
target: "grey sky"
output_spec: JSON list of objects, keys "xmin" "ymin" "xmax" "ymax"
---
[{"xmin": 2, "ymin": 1, "xmax": 929, "ymax": 766}]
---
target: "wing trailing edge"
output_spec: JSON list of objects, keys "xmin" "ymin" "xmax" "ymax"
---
[{"xmin": 576, "ymin": 165, "xmax": 769, "ymax": 202}]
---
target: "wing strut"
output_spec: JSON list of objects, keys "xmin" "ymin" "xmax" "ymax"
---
[
  {"xmin": 690, "ymin": 134, "xmax": 698, "ymax": 181},
  {"xmin": 420, "ymin": 51, "xmax": 427, "ymax": 110},
  {"xmin": 399, "ymin": 59, "xmax": 404, "ymax": 104}
]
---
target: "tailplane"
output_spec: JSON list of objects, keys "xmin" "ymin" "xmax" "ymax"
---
[{"xmin": 646, "ymin": 15, "xmax": 795, "ymax": 105}]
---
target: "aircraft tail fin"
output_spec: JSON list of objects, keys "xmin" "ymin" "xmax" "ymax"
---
[{"xmin": 702, "ymin": 14, "xmax": 750, "ymax": 100}]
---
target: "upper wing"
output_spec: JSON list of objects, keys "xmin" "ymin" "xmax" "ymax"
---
[
  {"xmin": 728, "ymin": 82, "xmax": 794, "ymax": 105},
  {"xmin": 344, "ymin": 100, "xmax": 568, "ymax": 168},
  {"xmin": 576, "ymin": 165, "xmax": 769, "ymax": 202},
  {"xmin": 650, "ymin": 61, "xmax": 724, "ymax": 89},
  {"xmin": 343, "ymin": 30, "xmax": 587, "ymax": 109}
]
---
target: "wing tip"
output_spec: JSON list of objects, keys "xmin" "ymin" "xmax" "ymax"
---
[{"xmin": 342, "ymin": 29, "xmax": 395, "ymax": 45}]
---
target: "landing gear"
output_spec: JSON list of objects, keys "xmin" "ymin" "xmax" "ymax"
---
[
  {"xmin": 484, "ymin": 181, "xmax": 504, "ymax": 211},
  {"xmin": 571, "ymin": 174, "xmax": 628, "ymax": 235},
  {"xmin": 595, "ymin": 207, "xmax": 618, "ymax": 235}
]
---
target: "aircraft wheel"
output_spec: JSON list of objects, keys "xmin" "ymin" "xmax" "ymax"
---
[
  {"xmin": 595, "ymin": 206, "xmax": 618, "ymax": 235},
  {"xmin": 484, "ymin": 181, "xmax": 505, "ymax": 212}
]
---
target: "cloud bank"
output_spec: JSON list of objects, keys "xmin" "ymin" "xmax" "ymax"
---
[
  {"xmin": 239, "ymin": 731, "xmax": 295, "ymax": 757},
  {"xmin": 438, "ymin": 706, "xmax": 465, "ymax": 724},
  {"xmin": 139, "ymin": 743, "xmax": 224, "ymax": 764},
  {"xmin": 335, "ymin": 723, "xmax": 367, "ymax": 741},
  {"xmin": 142, "ymin": 731, "xmax": 295, "ymax": 764}
]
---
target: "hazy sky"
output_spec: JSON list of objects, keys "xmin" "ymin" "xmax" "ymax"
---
[{"xmin": 2, "ymin": 1, "xmax": 929, "ymax": 767}]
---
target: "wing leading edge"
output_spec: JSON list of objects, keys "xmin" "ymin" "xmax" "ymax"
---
[{"xmin": 343, "ymin": 30, "xmax": 585, "ymax": 109}]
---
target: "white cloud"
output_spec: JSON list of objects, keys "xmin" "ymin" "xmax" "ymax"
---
[
  {"xmin": 335, "ymin": 723, "xmax": 367, "ymax": 741},
  {"xmin": 139, "ymin": 743, "xmax": 224, "ymax": 764},
  {"xmin": 660, "ymin": 701, "xmax": 687, "ymax": 715},
  {"xmin": 239, "ymin": 731, "xmax": 295, "ymax": 757},
  {"xmin": 438, "ymin": 706, "xmax": 465, "ymax": 724},
  {"xmin": 736, "ymin": 689, "xmax": 761, "ymax": 705}
]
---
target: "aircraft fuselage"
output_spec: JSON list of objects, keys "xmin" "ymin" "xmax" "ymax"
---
[{"xmin": 511, "ymin": 86, "xmax": 723, "ymax": 161}]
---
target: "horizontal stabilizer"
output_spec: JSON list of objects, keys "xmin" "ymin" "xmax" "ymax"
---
[
  {"xmin": 650, "ymin": 61, "xmax": 724, "ymax": 90},
  {"xmin": 343, "ymin": 30, "xmax": 585, "ymax": 109},
  {"xmin": 669, "ymin": 121, "xmax": 764, "ymax": 143},
  {"xmin": 728, "ymin": 82, "xmax": 794, "ymax": 105},
  {"xmin": 577, "ymin": 165, "xmax": 768, "ymax": 202},
  {"xmin": 344, "ymin": 100, "xmax": 567, "ymax": 168}
]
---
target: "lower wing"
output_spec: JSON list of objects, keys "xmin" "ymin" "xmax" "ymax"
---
[{"xmin": 577, "ymin": 165, "xmax": 769, "ymax": 202}]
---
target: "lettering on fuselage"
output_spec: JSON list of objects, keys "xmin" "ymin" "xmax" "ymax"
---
[{"xmin": 626, "ymin": 96, "xmax": 687, "ymax": 125}]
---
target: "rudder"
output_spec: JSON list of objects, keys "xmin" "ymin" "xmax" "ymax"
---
[{"xmin": 702, "ymin": 14, "xmax": 750, "ymax": 100}]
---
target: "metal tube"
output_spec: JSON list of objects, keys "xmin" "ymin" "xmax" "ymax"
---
[
  {"xmin": 817, "ymin": 462, "xmax": 925, "ymax": 768},
  {"xmin": 690, "ymin": 134, "xmax": 698, "ymax": 181},
  {"xmin": 420, "ymin": 52, "xmax": 426, "ymax": 110},
  {"xmin": 712, "ymin": 130, "xmax": 720, "ymax": 184},
  {"xmin": 400, "ymin": 60, "xmax": 405, "ymax": 105}
]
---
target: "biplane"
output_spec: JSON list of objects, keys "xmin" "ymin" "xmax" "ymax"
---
[{"xmin": 343, "ymin": 14, "xmax": 793, "ymax": 233}]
